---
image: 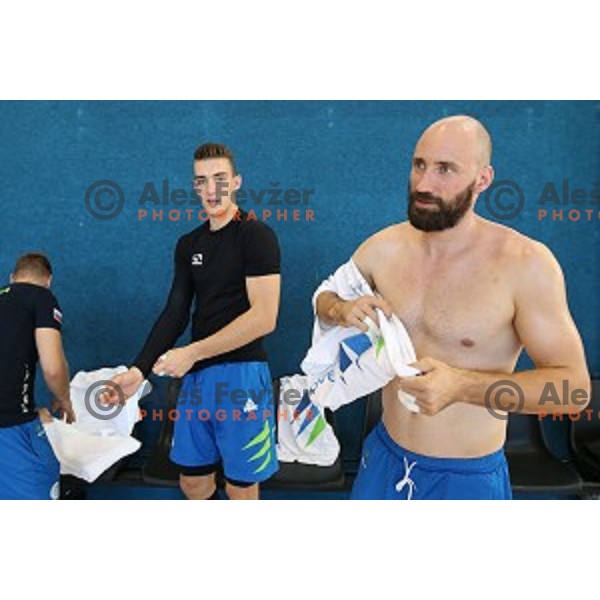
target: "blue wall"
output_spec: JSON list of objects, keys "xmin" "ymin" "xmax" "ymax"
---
[{"xmin": 1, "ymin": 101, "xmax": 598, "ymax": 464}]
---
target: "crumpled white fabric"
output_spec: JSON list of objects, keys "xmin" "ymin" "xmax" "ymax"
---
[
  {"xmin": 43, "ymin": 420, "xmax": 142, "ymax": 483},
  {"xmin": 301, "ymin": 260, "xmax": 421, "ymax": 412},
  {"xmin": 275, "ymin": 374, "xmax": 340, "ymax": 466},
  {"xmin": 43, "ymin": 366, "xmax": 152, "ymax": 482},
  {"xmin": 69, "ymin": 366, "xmax": 149, "ymax": 437}
]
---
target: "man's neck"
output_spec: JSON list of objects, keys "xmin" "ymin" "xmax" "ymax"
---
[
  {"xmin": 415, "ymin": 212, "xmax": 482, "ymax": 259},
  {"xmin": 209, "ymin": 203, "xmax": 238, "ymax": 231},
  {"xmin": 11, "ymin": 277, "xmax": 49, "ymax": 288}
]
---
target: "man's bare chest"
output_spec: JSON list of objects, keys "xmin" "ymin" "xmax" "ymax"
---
[{"xmin": 372, "ymin": 258, "xmax": 517, "ymax": 353}]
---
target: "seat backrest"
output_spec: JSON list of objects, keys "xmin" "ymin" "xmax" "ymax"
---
[
  {"xmin": 362, "ymin": 390, "xmax": 382, "ymax": 440},
  {"xmin": 571, "ymin": 378, "xmax": 600, "ymax": 448},
  {"xmin": 505, "ymin": 413, "xmax": 549, "ymax": 453},
  {"xmin": 272, "ymin": 378, "xmax": 281, "ymax": 437},
  {"xmin": 156, "ymin": 377, "xmax": 183, "ymax": 447}
]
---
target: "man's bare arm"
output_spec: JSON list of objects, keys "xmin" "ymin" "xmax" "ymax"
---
[
  {"xmin": 188, "ymin": 274, "xmax": 281, "ymax": 362},
  {"xmin": 315, "ymin": 239, "xmax": 392, "ymax": 331},
  {"xmin": 402, "ymin": 242, "xmax": 591, "ymax": 415},
  {"xmin": 460, "ymin": 243, "xmax": 590, "ymax": 413},
  {"xmin": 35, "ymin": 328, "xmax": 75, "ymax": 422}
]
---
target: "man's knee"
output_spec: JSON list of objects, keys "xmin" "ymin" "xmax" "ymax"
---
[
  {"xmin": 225, "ymin": 481, "xmax": 259, "ymax": 500},
  {"xmin": 179, "ymin": 474, "xmax": 216, "ymax": 500}
]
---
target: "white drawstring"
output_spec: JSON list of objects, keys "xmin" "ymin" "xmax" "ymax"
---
[{"xmin": 395, "ymin": 456, "xmax": 418, "ymax": 500}]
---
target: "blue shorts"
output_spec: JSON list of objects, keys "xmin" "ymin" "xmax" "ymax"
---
[
  {"xmin": 0, "ymin": 417, "xmax": 60, "ymax": 500},
  {"xmin": 351, "ymin": 421, "xmax": 512, "ymax": 500},
  {"xmin": 170, "ymin": 361, "xmax": 278, "ymax": 485}
]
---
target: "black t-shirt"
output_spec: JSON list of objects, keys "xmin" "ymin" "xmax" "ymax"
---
[
  {"xmin": 133, "ymin": 210, "xmax": 281, "ymax": 377},
  {"xmin": 0, "ymin": 283, "xmax": 63, "ymax": 427}
]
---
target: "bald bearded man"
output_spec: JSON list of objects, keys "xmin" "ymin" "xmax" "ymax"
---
[{"xmin": 317, "ymin": 115, "xmax": 591, "ymax": 500}]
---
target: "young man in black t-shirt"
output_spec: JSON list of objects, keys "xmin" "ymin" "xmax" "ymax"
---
[
  {"xmin": 106, "ymin": 144, "xmax": 281, "ymax": 500},
  {"xmin": 0, "ymin": 253, "xmax": 75, "ymax": 499}
]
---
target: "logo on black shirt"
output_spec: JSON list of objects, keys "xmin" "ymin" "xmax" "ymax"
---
[
  {"xmin": 191, "ymin": 253, "xmax": 203, "ymax": 266},
  {"xmin": 53, "ymin": 308, "xmax": 63, "ymax": 324}
]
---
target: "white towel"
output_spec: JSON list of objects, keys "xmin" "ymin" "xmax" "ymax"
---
[
  {"xmin": 69, "ymin": 366, "xmax": 149, "ymax": 437},
  {"xmin": 43, "ymin": 366, "xmax": 152, "ymax": 483},
  {"xmin": 301, "ymin": 260, "xmax": 421, "ymax": 412},
  {"xmin": 43, "ymin": 419, "xmax": 141, "ymax": 483},
  {"xmin": 275, "ymin": 374, "xmax": 340, "ymax": 466}
]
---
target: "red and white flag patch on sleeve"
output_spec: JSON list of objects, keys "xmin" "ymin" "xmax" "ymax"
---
[{"xmin": 53, "ymin": 308, "xmax": 63, "ymax": 324}]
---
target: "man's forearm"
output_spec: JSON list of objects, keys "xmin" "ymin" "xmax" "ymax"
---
[
  {"xmin": 43, "ymin": 362, "xmax": 71, "ymax": 405},
  {"xmin": 457, "ymin": 366, "xmax": 591, "ymax": 414},
  {"xmin": 188, "ymin": 308, "xmax": 276, "ymax": 363},
  {"xmin": 133, "ymin": 307, "xmax": 190, "ymax": 378}
]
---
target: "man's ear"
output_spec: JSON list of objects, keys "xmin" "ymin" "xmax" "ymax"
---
[
  {"xmin": 9, "ymin": 273, "xmax": 14, "ymax": 284},
  {"xmin": 476, "ymin": 165, "xmax": 494, "ymax": 195},
  {"xmin": 233, "ymin": 173, "xmax": 242, "ymax": 192},
  {"xmin": 46, "ymin": 275, "xmax": 52, "ymax": 289}
]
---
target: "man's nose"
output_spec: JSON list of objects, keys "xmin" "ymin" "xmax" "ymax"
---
[
  {"xmin": 206, "ymin": 178, "xmax": 217, "ymax": 196},
  {"xmin": 412, "ymin": 169, "xmax": 435, "ymax": 194}
]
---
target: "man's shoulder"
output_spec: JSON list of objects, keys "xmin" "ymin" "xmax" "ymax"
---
[
  {"xmin": 480, "ymin": 220, "xmax": 559, "ymax": 280},
  {"xmin": 350, "ymin": 223, "xmax": 412, "ymax": 281},
  {"xmin": 10, "ymin": 283, "xmax": 57, "ymax": 302},
  {"xmin": 176, "ymin": 223, "xmax": 208, "ymax": 247},
  {"xmin": 2, "ymin": 284, "xmax": 60, "ymax": 321},
  {"xmin": 237, "ymin": 214, "xmax": 277, "ymax": 237},
  {"xmin": 32, "ymin": 286, "xmax": 60, "ymax": 310},
  {"xmin": 482, "ymin": 220, "xmax": 553, "ymax": 262},
  {"xmin": 355, "ymin": 222, "xmax": 412, "ymax": 258}
]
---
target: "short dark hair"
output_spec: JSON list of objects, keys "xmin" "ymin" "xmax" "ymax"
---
[
  {"xmin": 13, "ymin": 253, "xmax": 53, "ymax": 278},
  {"xmin": 193, "ymin": 143, "xmax": 237, "ymax": 174}
]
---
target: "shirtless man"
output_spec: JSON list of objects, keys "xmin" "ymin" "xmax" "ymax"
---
[{"xmin": 316, "ymin": 115, "xmax": 591, "ymax": 500}]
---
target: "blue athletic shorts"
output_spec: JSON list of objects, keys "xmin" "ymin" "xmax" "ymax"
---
[
  {"xmin": 351, "ymin": 421, "xmax": 512, "ymax": 500},
  {"xmin": 170, "ymin": 361, "xmax": 278, "ymax": 484},
  {"xmin": 0, "ymin": 417, "xmax": 60, "ymax": 500}
]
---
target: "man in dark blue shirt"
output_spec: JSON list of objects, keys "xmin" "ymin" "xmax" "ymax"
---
[
  {"xmin": 105, "ymin": 144, "xmax": 281, "ymax": 500},
  {"xmin": 0, "ymin": 253, "xmax": 75, "ymax": 499}
]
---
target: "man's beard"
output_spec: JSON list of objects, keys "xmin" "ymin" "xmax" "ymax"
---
[{"xmin": 407, "ymin": 181, "xmax": 475, "ymax": 232}]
